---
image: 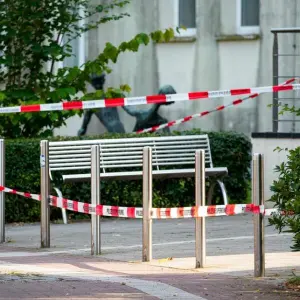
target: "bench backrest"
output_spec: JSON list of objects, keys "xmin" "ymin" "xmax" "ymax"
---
[{"xmin": 49, "ymin": 135, "xmax": 213, "ymax": 173}]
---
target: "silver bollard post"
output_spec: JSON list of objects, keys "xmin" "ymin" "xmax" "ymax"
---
[
  {"xmin": 253, "ymin": 153, "xmax": 265, "ymax": 277},
  {"xmin": 91, "ymin": 145, "xmax": 101, "ymax": 255},
  {"xmin": 142, "ymin": 147, "xmax": 152, "ymax": 262},
  {"xmin": 40, "ymin": 140, "xmax": 50, "ymax": 248},
  {"xmin": 0, "ymin": 139, "xmax": 5, "ymax": 243},
  {"xmin": 195, "ymin": 150, "xmax": 206, "ymax": 268}
]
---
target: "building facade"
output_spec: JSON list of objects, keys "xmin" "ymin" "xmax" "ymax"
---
[{"xmin": 55, "ymin": 0, "xmax": 300, "ymax": 137}]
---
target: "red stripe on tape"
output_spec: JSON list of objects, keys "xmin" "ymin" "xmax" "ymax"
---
[
  {"xmin": 252, "ymin": 205, "xmax": 261, "ymax": 214},
  {"xmin": 104, "ymin": 98, "xmax": 125, "ymax": 107},
  {"xmin": 151, "ymin": 125, "xmax": 159, "ymax": 132},
  {"xmin": 201, "ymin": 111, "xmax": 209, "ymax": 116},
  {"xmin": 83, "ymin": 203, "xmax": 90, "ymax": 214},
  {"xmin": 127, "ymin": 207, "xmax": 136, "ymax": 218},
  {"xmin": 230, "ymin": 88, "xmax": 251, "ymax": 95},
  {"xmin": 165, "ymin": 208, "xmax": 171, "ymax": 218},
  {"xmin": 245, "ymin": 204, "xmax": 254, "ymax": 213},
  {"xmin": 225, "ymin": 204, "xmax": 235, "ymax": 215},
  {"xmin": 21, "ymin": 104, "xmax": 41, "ymax": 112},
  {"xmin": 146, "ymin": 95, "xmax": 167, "ymax": 104},
  {"xmin": 51, "ymin": 196, "xmax": 57, "ymax": 207},
  {"xmin": 207, "ymin": 205, "xmax": 216, "ymax": 215},
  {"xmin": 0, "ymin": 186, "xmax": 4, "ymax": 192},
  {"xmin": 10, "ymin": 190, "xmax": 17, "ymax": 194},
  {"xmin": 217, "ymin": 105, "xmax": 225, "ymax": 111},
  {"xmin": 24, "ymin": 192, "xmax": 32, "ymax": 198},
  {"xmin": 110, "ymin": 206, "xmax": 119, "ymax": 217},
  {"xmin": 96, "ymin": 204, "xmax": 103, "ymax": 216},
  {"xmin": 178, "ymin": 207, "xmax": 184, "ymax": 218},
  {"xmin": 63, "ymin": 101, "xmax": 83, "ymax": 110},
  {"xmin": 73, "ymin": 200, "xmax": 78, "ymax": 212},
  {"xmin": 286, "ymin": 78, "xmax": 295, "ymax": 84},
  {"xmin": 233, "ymin": 99, "xmax": 243, "ymax": 105},
  {"xmin": 183, "ymin": 116, "xmax": 192, "ymax": 122},
  {"xmin": 188, "ymin": 92, "xmax": 209, "ymax": 99},
  {"xmin": 62, "ymin": 198, "xmax": 68, "ymax": 209},
  {"xmin": 250, "ymin": 93, "xmax": 259, "ymax": 98},
  {"xmin": 273, "ymin": 85, "xmax": 293, "ymax": 92},
  {"xmin": 167, "ymin": 121, "xmax": 176, "ymax": 127}
]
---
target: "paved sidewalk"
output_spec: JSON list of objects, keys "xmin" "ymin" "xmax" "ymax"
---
[
  {"xmin": 0, "ymin": 219, "xmax": 299, "ymax": 299},
  {"xmin": 0, "ymin": 245, "xmax": 299, "ymax": 300}
]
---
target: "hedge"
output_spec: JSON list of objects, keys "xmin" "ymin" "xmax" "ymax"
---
[{"xmin": 4, "ymin": 129, "xmax": 252, "ymax": 223}]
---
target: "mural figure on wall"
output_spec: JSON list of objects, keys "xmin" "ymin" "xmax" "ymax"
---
[
  {"xmin": 77, "ymin": 74, "xmax": 126, "ymax": 136},
  {"xmin": 122, "ymin": 85, "xmax": 176, "ymax": 133}
]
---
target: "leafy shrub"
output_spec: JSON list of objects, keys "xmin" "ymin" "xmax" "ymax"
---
[
  {"xmin": 4, "ymin": 129, "xmax": 251, "ymax": 223},
  {"xmin": 269, "ymin": 147, "xmax": 300, "ymax": 251}
]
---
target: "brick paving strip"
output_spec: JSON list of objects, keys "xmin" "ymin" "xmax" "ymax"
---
[{"xmin": 0, "ymin": 248, "xmax": 299, "ymax": 300}]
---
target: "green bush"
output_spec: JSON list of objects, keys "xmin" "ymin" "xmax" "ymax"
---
[
  {"xmin": 269, "ymin": 147, "xmax": 300, "ymax": 251},
  {"xmin": 4, "ymin": 129, "xmax": 251, "ymax": 223}
]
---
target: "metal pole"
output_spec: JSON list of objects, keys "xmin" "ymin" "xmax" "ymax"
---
[
  {"xmin": 253, "ymin": 153, "xmax": 265, "ymax": 277},
  {"xmin": 91, "ymin": 145, "xmax": 101, "ymax": 255},
  {"xmin": 142, "ymin": 146, "xmax": 152, "ymax": 262},
  {"xmin": 195, "ymin": 150, "xmax": 206, "ymax": 268},
  {"xmin": 40, "ymin": 140, "xmax": 50, "ymax": 248},
  {"xmin": 0, "ymin": 139, "xmax": 5, "ymax": 243},
  {"xmin": 272, "ymin": 32, "xmax": 279, "ymax": 133}
]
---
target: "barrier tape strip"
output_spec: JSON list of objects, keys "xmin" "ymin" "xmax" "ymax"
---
[
  {"xmin": 0, "ymin": 83, "xmax": 300, "ymax": 114},
  {"xmin": 0, "ymin": 185, "xmax": 294, "ymax": 218},
  {"xmin": 136, "ymin": 78, "xmax": 296, "ymax": 133}
]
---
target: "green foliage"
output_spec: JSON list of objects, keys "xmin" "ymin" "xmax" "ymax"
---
[
  {"xmin": 269, "ymin": 147, "xmax": 300, "ymax": 251},
  {"xmin": 0, "ymin": 0, "xmax": 177, "ymax": 138},
  {"xmin": 4, "ymin": 130, "xmax": 251, "ymax": 223}
]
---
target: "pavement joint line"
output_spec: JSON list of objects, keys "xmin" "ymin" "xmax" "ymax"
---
[
  {"xmin": 0, "ymin": 232, "xmax": 291, "ymax": 257},
  {"xmin": 0, "ymin": 233, "xmax": 292, "ymax": 258}
]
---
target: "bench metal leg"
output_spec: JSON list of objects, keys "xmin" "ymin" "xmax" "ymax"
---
[
  {"xmin": 207, "ymin": 181, "xmax": 216, "ymax": 205},
  {"xmin": 207, "ymin": 180, "xmax": 228, "ymax": 205},
  {"xmin": 217, "ymin": 180, "xmax": 228, "ymax": 205},
  {"xmin": 53, "ymin": 187, "xmax": 68, "ymax": 225}
]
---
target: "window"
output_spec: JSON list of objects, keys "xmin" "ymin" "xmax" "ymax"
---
[
  {"xmin": 236, "ymin": 0, "xmax": 260, "ymax": 34},
  {"xmin": 175, "ymin": 0, "xmax": 196, "ymax": 36}
]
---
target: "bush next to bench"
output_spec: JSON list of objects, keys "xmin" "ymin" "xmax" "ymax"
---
[{"xmin": 4, "ymin": 129, "xmax": 251, "ymax": 223}]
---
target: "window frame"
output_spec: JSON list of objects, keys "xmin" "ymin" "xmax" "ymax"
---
[
  {"xmin": 174, "ymin": 0, "xmax": 196, "ymax": 37},
  {"xmin": 236, "ymin": 0, "xmax": 260, "ymax": 35}
]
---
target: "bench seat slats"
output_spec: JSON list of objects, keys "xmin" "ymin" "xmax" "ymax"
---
[
  {"xmin": 48, "ymin": 135, "xmax": 216, "ymax": 171},
  {"xmin": 62, "ymin": 167, "xmax": 228, "ymax": 182}
]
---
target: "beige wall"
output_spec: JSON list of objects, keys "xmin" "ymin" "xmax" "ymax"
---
[
  {"xmin": 251, "ymin": 137, "xmax": 300, "ymax": 207},
  {"xmin": 54, "ymin": 0, "xmax": 300, "ymax": 137}
]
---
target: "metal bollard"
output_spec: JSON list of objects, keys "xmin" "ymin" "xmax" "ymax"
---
[
  {"xmin": 142, "ymin": 147, "xmax": 152, "ymax": 262},
  {"xmin": 195, "ymin": 150, "xmax": 206, "ymax": 268},
  {"xmin": 0, "ymin": 139, "xmax": 5, "ymax": 243},
  {"xmin": 91, "ymin": 145, "xmax": 101, "ymax": 255},
  {"xmin": 252, "ymin": 153, "xmax": 265, "ymax": 277},
  {"xmin": 40, "ymin": 140, "xmax": 50, "ymax": 248}
]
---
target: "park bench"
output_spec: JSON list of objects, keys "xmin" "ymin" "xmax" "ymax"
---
[{"xmin": 48, "ymin": 135, "xmax": 229, "ymax": 221}]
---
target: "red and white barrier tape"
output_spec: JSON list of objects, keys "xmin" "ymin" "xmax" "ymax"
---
[
  {"xmin": 136, "ymin": 78, "xmax": 296, "ymax": 133},
  {"xmin": 1, "ymin": 185, "xmax": 293, "ymax": 218},
  {"xmin": 0, "ymin": 83, "xmax": 300, "ymax": 114}
]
